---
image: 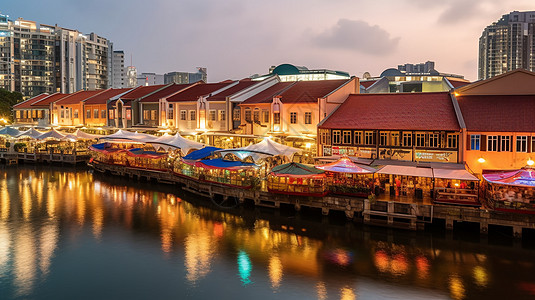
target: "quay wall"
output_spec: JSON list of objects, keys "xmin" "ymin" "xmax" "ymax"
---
[{"xmin": 89, "ymin": 161, "xmax": 535, "ymax": 239}]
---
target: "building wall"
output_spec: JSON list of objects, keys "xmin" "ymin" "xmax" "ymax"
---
[
  {"xmin": 320, "ymin": 77, "xmax": 359, "ymax": 122},
  {"xmin": 465, "ymin": 131, "xmax": 535, "ymax": 174},
  {"xmin": 53, "ymin": 102, "xmax": 83, "ymax": 126},
  {"xmin": 204, "ymin": 102, "xmax": 227, "ymax": 131},
  {"xmin": 84, "ymin": 104, "xmax": 107, "ymax": 127},
  {"xmin": 13, "ymin": 108, "xmax": 48, "ymax": 126},
  {"xmin": 174, "ymin": 103, "xmax": 198, "ymax": 131},
  {"xmin": 141, "ymin": 103, "xmax": 159, "ymax": 127},
  {"xmin": 112, "ymin": 51, "xmax": 125, "ymax": 88}
]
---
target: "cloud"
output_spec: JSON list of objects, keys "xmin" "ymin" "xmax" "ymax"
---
[
  {"xmin": 437, "ymin": 1, "xmax": 482, "ymax": 24},
  {"xmin": 310, "ymin": 19, "xmax": 400, "ymax": 55}
]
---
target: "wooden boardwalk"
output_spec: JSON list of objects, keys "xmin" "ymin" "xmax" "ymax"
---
[
  {"xmin": 0, "ymin": 150, "xmax": 90, "ymax": 165},
  {"xmin": 90, "ymin": 161, "xmax": 535, "ymax": 238}
]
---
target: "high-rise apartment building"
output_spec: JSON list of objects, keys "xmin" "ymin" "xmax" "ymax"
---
[
  {"xmin": 0, "ymin": 15, "xmax": 55, "ymax": 97},
  {"xmin": 479, "ymin": 11, "xmax": 535, "ymax": 80},
  {"xmin": 397, "ymin": 61, "xmax": 435, "ymax": 74},
  {"xmin": 164, "ymin": 67, "xmax": 207, "ymax": 84},
  {"xmin": 0, "ymin": 12, "xmax": 114, "ymax": 98},
  {"xmin": 126, "ymin": 66, "xmax": 137, "ymax": 88},
  {"xmin": 112, "ymin": 50, "xmax": 125, "ymax": 88}
]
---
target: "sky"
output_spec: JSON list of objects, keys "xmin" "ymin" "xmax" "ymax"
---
[{"xmin": 2, "ymin": 0, "xmax": 534, "ymax": 82}]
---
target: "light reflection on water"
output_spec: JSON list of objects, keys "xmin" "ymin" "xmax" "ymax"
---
[{"xmin": 0, "ymin": 166, "xmax": 534, "ymax": 299}]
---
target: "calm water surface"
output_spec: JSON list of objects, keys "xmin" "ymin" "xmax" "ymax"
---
[{"xmin": 1, "ymin": 165, "xmax": 535, "ymax": 300}]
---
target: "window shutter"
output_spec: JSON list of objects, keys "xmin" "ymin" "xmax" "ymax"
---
[
  {"xmin": 466, "ymin": 135, "xmax": 471, "ymax": 150},
  {"xmin": 529, "ymin": 136, "xmax": 532, "ymax": 153},
  {"xmin": 510, "ymin": 135, "xmax": 514, "ymax": 152},
  {"xmin": 481, "ymin": 135, "xmax": 486, "ymax": 151},
  {"xmin": 497, "ymin": 136, "xmax": 502, "ymax": 152}
]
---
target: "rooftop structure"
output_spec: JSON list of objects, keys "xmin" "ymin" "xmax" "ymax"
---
[{"xmin": 252, "ymin": 64, "xmax": 350, "ymax": 82}]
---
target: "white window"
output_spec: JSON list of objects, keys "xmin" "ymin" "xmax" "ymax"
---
[
  {"xmin": 332, "ymin": 130, "xmax": 341, "ymax": 144},
  {"xmin": 402, "ymin": 132, "xmax": 412, "ymax": 147},
  {"xmin": 209, "ymin": 110, "xmax": 216, "ymax": 121},
  {"xmin": 364, "ymin": 131, "xmax": 374, "ymax": 145},
  {"xmin": 429, "ymin": 133, "xmax": 439, "ymax": 148},
  {"xmin": 189, "ymin": 110, "xmax": 196, "ymax": 121},
  {"xmin": 470, "ymin": 134, "xmax": 480, "ymax": 150},
  {"xmin": 290, "ymin": 112, "xmax": 297, "ymax": 124},
  {"xmin": 415, "ymin": 133, "xmax": 426, "ymax": 147},
  {"xmin": 244, "ymin": 108, "xmax": 251, "ymax": 122},
  {"xmin": 379, "ymin": 132, "xmax": 388, "ymax": 146},
  {"xmin": 354, "ymin": 131, "xmax": 362, "ymax": 144},
  {"xmin": 447, "ymin": 133, "xmax": 457, "ymax": 148},
  {"xmin": 233, "ymin": 108, "xmax": 240, "ymax": 121},
  {"xmin": 253, "ymin": 109, "xmax": 260, "ymax": 123},
  {"xmin": 180, "ymin": 110, "xmax": 187, "ymax": 121},
  {"xmin": 219, "ymin": 110, "xmax": 226, "ymax": 121},
  {"xmin": 517, "ymin": 136, "xmax": 528, "ymax": 152},
  {"xmin": 342, "ymin": 131, "xmax": 351, "ymax": 144},
  {"xmin": 501, "ymin": 136, "xmax": 511, "ymax": 152},
  {"xmin": 304, "ymin": 112, "xmax": 312, "ymax": 124},
  {"xmin": 262, "ymin": 110, "xmax": 269, "ymax": 123},
  {"xmin": 487, "ymin": 135, "xmax": 498, "ymax": 152},
  {"xmin": 390, "ymin": 132, "xmax": 400, "ymax": 146}
]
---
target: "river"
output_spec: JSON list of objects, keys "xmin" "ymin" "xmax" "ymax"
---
[{"xmin": 0, "ymin": 165, "xmax": 534, "ymax": 299}]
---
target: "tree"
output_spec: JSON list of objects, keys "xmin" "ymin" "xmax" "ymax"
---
[{"xmin": 0, "ymin": 88, "xmax": 24, "ymax": 122}]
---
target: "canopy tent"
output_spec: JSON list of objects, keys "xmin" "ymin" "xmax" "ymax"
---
[
  {"xmin": 377, "ymin": 165, "xmax": 434, "ymax": 178},
  {"xmin": 151, "ymin": 133, "xmax": 174, "ymax": 144},
  {"xmin": 483, "ymin": 168, "xmax": 535, "ymax": 187},
  {"xmin": 316, "ymin": 157, "xmax": 376, "ymax": 174},
  {"xmin": 100, "ymin": 129, "xmax": 157, "ymax": 142},
  {"xmin": 75, "ymin": 129, "xmax": 102, "ymax": 139},
  {"xmin": 62, "ymin": 134, "xmax": 79, "ymax": 141},
  {"xmin": 270, "ymin": 162, "xmax": 325, "ymax": 177},
  {"xmin": 433, "ymin": 168, "xmax": 479, "ymax": 181},
  {"xmin": 16, "ymin": 128, "xmax": 43, "ymax": 139},
  {"xmin": 89, "ymin": 143, "xmax": 123, "ymax": 154},
  {"xmin": 150, "ymin": 133, "xmax": 205, "ymax": 156},
  {"xmin": 36, "ymin": 129, "xmax": 66, "ymax": 140},
  {"xmin": 0, "ymin": 126, "xmax": 22, "ymax": 137},
  {"xmin": 194, "ymin": 158, "xmax": 257, "ymax": 170},
  {"xmin": 125, "ymin": 148, "xmax": 167, "ymax": 159},
  {"xmin": 183, "ymin": 146, "xmax": 222, "ymax": 161},
  {"xmin": 218, "ymin": 137, "xmax": 302, "ymax": 161}
]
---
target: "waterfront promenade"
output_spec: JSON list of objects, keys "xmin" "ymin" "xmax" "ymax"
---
[{"xmin": 89, "ymin": 160, "xmax": 535, "ymax": 239}]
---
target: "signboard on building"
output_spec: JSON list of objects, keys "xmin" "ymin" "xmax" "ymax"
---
[
  {"xmin": 323, "ymin": 145, "xmax": 332, "ymax": 156},
  {"xmin": 379, "ymin": 148, "xmax": 412, "ymax": 161},
  {"xmin": 414, "ymin": 150, "xmax": 457, "ymax": 163}
]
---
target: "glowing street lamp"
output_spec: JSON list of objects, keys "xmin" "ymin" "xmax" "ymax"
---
[
  {"xmin": 527, "ymin": 158, "xmax": 534, "ymax": 166},
  {"xmin": 477, "ymin": 157, "xmax": 486, "ymax": 163}
]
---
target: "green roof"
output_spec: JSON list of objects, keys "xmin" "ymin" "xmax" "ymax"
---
[{"xmin": 270, "ymin": 162, "xmax": 325, "ymax": 176}]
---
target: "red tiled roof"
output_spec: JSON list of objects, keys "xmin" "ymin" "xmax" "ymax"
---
[
  {"xmin": 457, "ymin": 95, "xmax": 535, "ymax": 132},
  {"xmin": 139, "ymin": 83, "xmax": 192, "ymax": 103},
  {"xmin": 31, "ymin": 93, "xmax": 70, "ymax": 107},
  {"xmin": 206, "ymin": 80, "xmax": 258, "ymax": 102},
  {"xmin": 120, "ymin": 84, "xmax": 167, "ymax": 100},
  {"xmin": 447, "ymin": 78, "xmax": 470, "ymax": 88},
  {"xmin": 319, "ymin": 92, "xmax": 460, "ymax": 131},
  {"xmin": 13, "ymin": 93, "xmax": 49, "ymax": 109},
  {"xmin": 84, "ymin": 88, "xmax": 132, "ymax": 105},
  {"xmin": 166, "ymin": 82, "xmax": 234, "ymax": 102},
  {"xmin": 279, "ymin": 79, "xmax": 350, "ymax": 103},
  {"xmin": 55, "ymin": 90, "xmax": 105, "ymax": 105},
  {"xmin": 240, "ymin": 82, "xmax": 294, "ymax": 104},
  {"xmin": 360, "ymin": 80, "xmax": 378, "ymax": 89}
]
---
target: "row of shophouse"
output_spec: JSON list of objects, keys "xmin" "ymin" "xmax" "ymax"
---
[{"xmin": 11, "ymin": 69, "xmax": 535, "ymax": 174}]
